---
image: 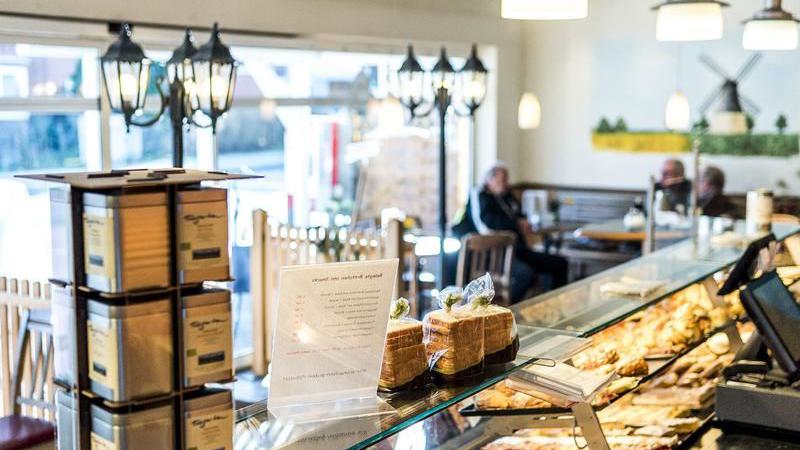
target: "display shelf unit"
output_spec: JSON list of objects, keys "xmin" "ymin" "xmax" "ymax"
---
[
  {"xmin": 19, "ymin": 169, "xmax": 257, "ymax": 450},
  {"xmin": 233, "ymin": 222, "xmax": 800, "ymax": 450}
]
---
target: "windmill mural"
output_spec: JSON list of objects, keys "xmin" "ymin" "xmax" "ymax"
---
[
  {"xmin": 698, "ymin": 53, "xmax": 761, "ymax": 135},
  {"xmin": 590, "ymin": 50, "xmax": 798, "ymax": 158}
]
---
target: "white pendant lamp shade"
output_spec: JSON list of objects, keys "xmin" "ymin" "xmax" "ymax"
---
[
  {"xmin": 743, "ymin": 20, "xmax": 798, "ymax": 50},
  {"xmin": 655, "ymin": 1, "xmax": 725, "ymax": 42},
  {"xmin": 743, "ymin": 1, "xmax": 799, "ymax": 51},
  {"xmin": 665, "ymin": 91, "xmax": 691, "ymax": 131},
  {"xmin": 501, "ymin": 0, "xmax": 588, "ymax": 20},
  {"xmin": 518, "ymin": 92, "xmax": 542, "ymax": 130}
]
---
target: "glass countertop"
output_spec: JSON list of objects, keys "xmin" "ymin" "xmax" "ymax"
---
[{"xmin": 234, "ymin": 221, "xmax": 800, "ymax": 450}]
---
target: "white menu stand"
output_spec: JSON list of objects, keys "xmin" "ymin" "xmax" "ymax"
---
[{"xmin": 267, "ymin": 260, "xmax": 399, "ymax": 423}]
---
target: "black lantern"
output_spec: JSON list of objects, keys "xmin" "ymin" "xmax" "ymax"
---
[
  {"xmin": 191, "ymin": 23, "xmax": 238, "ymax": 132},
  {"xmin": 166, "ymin": 29, "xmax": 197, "ymax": 86},
  {"xmin": 397, "ymin": 45, "xmax": 425, "ymax": 116},
  {"xmin": 431, "ymin": 47, "xmax": 456, "ymax": 92},
  {"xmin": 459, "ymin": 44, "xmax": 488, "ymax": 113},
  {"xmin": 395, "ymin": 44, "xmax": 489, "ymax": 289},
  {"xmin": 100, "ymin": 24, "xmax": 152, "ymax": 129}
]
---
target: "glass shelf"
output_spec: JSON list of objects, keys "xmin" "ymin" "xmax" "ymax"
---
[{"xmin": 234, "ymin": 222, "xmax": 800, "ymax": 450}]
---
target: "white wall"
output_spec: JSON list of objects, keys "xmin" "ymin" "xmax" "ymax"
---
[
  {"xmin": 521, "ymin": 0, "xmax": 800, "ymax": 195},
  {"xmin": 0, "ymin": 0, "xmax": 524, "ymax": 182}
]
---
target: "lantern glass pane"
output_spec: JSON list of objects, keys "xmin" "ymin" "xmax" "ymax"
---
[
  {"xmin": 102, "ymin": 60, "xmax": 122, "ymax": 111},
  {"xmin": 458, "ymin": 70, "xmax": 487, "ymax": 108},
  {"xmin": 431, "ymin": 69, "xmax": 455, "ymax": 92},
  {"xmin": 398, "ymin": 70, "xmax": 425, "ymax": 106}
]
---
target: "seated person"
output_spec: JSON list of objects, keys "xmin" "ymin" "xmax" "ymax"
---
[
  {"xmin": 452, "ymin": 163, "xmax": 568, "ymax": 302},
  {"xmin": 655, "ymin": 158, "xmax": 692, "ymax": 214},
  {"xmin": 699, "ymin": 165, "xmax": 738, "ymax": 218}
]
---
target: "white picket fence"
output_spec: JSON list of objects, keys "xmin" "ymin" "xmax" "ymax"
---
[
  {"xmin": 249, "ymin": 210, "xmax": 415, "ymax": 375},
  {"xmin": 0, "ymin": 276, "xmax": 54, "ymax": 421}
]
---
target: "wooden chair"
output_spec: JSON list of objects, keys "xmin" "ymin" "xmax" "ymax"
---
[
  {"xmin": 0, "ymin": 309, "xmax": 55, "ymax": 450},
  {"xmin": 773, "ymin": 213, "xmax": 800, "ymax": 225},
  {"xmin": 456, "ymin": 232, "xmax": 516, "ymax": 306}
]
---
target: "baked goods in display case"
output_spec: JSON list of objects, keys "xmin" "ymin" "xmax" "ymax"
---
[
  {"xmin": 471, "ymin": 280, "xmax": 745, "ymax": 415},
  {"xmin": 479, "ymin": 330, "xmax": 741, "ymax": 450},
  {"xmin": 424, "ymin": 287, "xmax": 485, "ymax": 380},
  {"xmin": 464, "ymin": 274, "xmax": 519, "ymax": 364},
  {"xmin": 379, "ymin": 298, "xmax": 429, "ymax": 391}
]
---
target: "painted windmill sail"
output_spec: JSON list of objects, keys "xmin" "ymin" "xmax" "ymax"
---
[{"xmin": 698, "ymin": 53, "xmax": 762, "ymax": 135}]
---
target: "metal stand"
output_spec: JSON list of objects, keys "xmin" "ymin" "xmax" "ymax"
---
[
  {"xmin": 484, "ymin": 401, "xmax": 610, "ymax": 450},
  {"xmin": 702, "ymin": 278, "xmax": 744, "ymax": 352},
  {"xmin": 23, "ymin": 170, "xmax": 256, "ymax": 449},
  {"xmin": 435, "ymin": 87, "xmax": 449, "ymax": 289}
]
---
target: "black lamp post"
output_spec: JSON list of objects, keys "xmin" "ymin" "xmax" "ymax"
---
[
  {"xmin": 101, "ymin": 23, "xmax": 239, "ymax": 168},
  {"xmin": 397, "ymin": 44, "xmax": 488, "ymax": 288}
]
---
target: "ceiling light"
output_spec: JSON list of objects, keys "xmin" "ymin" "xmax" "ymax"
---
[
  {"xmin": 665, "ymin": 91, "xmax": 691, "ymax": 131},
  {"xmin": 743, "ymin": 0, "xmax": 799, "ymax": 50},
  {"xmin": 654, "ymin": 1, "xmax": 727, "ymax": 42}
]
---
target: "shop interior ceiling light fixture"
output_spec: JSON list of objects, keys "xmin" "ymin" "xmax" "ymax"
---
[
  {"xmin": 654, "ymin": 0, "xmax": 727, "ymax": 41},
  {"xmin": 743, "ymin": 0, "xmax": 799, "ymax": 50},
  {"xmin": 501, "ymin": 0, "xmax": 588, "ymax": 20},
  {"xmin": 665, "ymin": 90, "xmax": 691, "ymax": 131}
]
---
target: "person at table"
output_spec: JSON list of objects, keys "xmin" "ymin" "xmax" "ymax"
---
[
  {"xmin": 452, "ymin": 163, "xmax": 568, "ymax": 301},
  {"xmin": 655, "ymin": 158, "xmax": 692, "ymax": 214},
  {"xmin": 699, "ymin": 165, "xmax": 738, "ymax": 218}
]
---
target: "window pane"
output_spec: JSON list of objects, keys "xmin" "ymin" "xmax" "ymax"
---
[
  {"xmin": 0, "ymin": 111, "xmax": 98, "ymax": 173},
  {"xmin": 109, "ymin": 114, "xmax": 199, "ymax": 169},
  {"xmin": 0, "ymin": 43, "xmax": 99, "ymax": 98}
]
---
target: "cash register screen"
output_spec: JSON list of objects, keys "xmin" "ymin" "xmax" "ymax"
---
[{"xmin": 744, "ymin": 271, "xmax": 800, "ymax": 375}]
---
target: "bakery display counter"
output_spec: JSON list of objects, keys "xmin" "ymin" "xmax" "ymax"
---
[{"xmin": 233, "ymin": 222, "xmax": 800, "ymax": 450}]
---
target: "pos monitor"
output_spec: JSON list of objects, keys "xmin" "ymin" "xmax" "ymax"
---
[
  {"xmin": 740, "ymin": 270, "xmax": 800, "ymax": 377},
  {"xmin": 718, "ymin": 233, "xmax": 776, "ymax": 296}
]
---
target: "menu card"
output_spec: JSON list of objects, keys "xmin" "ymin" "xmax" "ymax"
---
[{"xmin": 268, "ymin": 259, "xmax": 398, "ymax": 419}]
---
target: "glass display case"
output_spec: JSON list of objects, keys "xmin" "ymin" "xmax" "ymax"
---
[{"xmin": 234, "ymin": 222, "xmax": 800, "ymax": 450}]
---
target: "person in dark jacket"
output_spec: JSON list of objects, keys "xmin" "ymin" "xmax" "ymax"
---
[
  {"xmin": 699, "ymin": 166, "xmax": 738, "ymax": 218},
  {"xmin": 452, "ymin": 163, "xmax": 568, "ymax": 301},
  {"xmin": 655, "ymin": 158, "xmax": 692, "ymax": 214}
]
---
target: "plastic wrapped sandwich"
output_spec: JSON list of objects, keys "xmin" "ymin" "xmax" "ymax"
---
[
  {"xmin": 465, "ymin": 273, "xmax": 519, "ymax": 364},
  {"xmin": 424, "ymin": 287, "xmax": 485, "ymax": 381},
  {"xmin": 379, "ymin": 298, "xmax": 429, "ymax": 391}
]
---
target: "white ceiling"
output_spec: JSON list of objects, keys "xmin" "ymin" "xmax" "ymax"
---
[{"xmin": 338, "ymin": 0, "xmax": 501, "ymax": 16}]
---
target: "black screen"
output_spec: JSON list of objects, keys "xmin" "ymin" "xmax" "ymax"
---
[{"xmin": 746, "ymin": 272, "xmax": 800, "ymax": 375}]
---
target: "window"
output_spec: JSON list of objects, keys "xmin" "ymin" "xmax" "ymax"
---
[
  {"xmin": 0, "ymin": 26, "xmax": 481, "ymax": 364},
  {"xmin": 0, "ymin": 41, "xmax": 102, "ymax": 280}
]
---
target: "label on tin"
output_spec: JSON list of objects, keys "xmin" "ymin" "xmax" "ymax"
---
[
  {"xmin": 88, "ymin": 316, "xmax": 119, "ymax": 395},
  {"xmin": 179, "ymin": 201, "xmax": 228, "ymax": 272},
  {"xmin": 185, "ymin": 408, "xmax": 233, "ymax": 450},
  {"xmin": 185, "ymin": 310, "xmax": 232, "ymax": 381},
  {"xmin": 84, "ymin": 209, "xmax": 117, "ymax": 285},
  {"xmin": 91, "ymin": 432, "xmax": 118, "ymax": 450}
]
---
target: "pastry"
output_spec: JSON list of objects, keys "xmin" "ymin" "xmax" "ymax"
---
[
  {"xmin": 424, "ymin": 288, "xmax": 485, "ymax": 379},
  {"xmin": 616, "ymin": 356, "xmax": 649, "ymax": 377},
  {"xmin": 572, "ymin": 347, "xmax": 619, "ymax": 370},
  {"xmin": 661, "ymin": 417, "xmax": 702, "ymax": 434},
  {"xmin": 380, "ymin": 298, "xmax": 429, "ymax": 391},
  {"xmin": 464, "ymin": 274, "xmax": 519, "ymax": 365},
  {"xmin": 474, "ymin": 389, "xmax": 510, "ymax": 409},
  {"xmin": 634, "ymin": 425, "xmax": 676, "ymax": 437}
]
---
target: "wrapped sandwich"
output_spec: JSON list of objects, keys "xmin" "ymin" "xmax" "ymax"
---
[
  {"xmin": 379, "ymin": 298, "xmax": 428, "ymax": 391},
  {"xmin": 465, "ymin": 273, "xmax": 519, "ymax": 364},
  {"xmin": 424, "ymin": 287, "xmax": 485, "ymax": 381}
]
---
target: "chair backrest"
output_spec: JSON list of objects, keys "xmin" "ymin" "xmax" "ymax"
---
[
  {"xmin": 0, "ymin": 277, "xmax": 52, "ymax": 420},
  {"xmin": 11, "ymin": 308, "xmax": 54, "ymax": 419},
  {"xmin": 456, "ymin": 232, "xmax": 516, "ymax": 306},
  {"xmin": 773, "ymin": 213, "xmax": 800, "ymax": 225},
  {"xmin": 249, "ymin": 210, "xmax": 413, "ymax": 375}
]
